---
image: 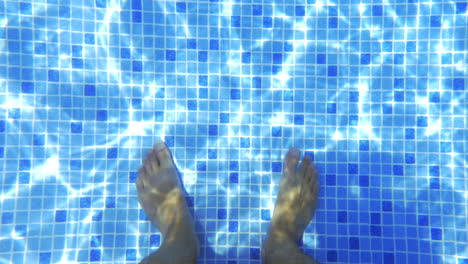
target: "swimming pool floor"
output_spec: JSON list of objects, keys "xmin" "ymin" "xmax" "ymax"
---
[{"xmin": 0, "ymin": 0, "xmax": 467, "ymax": 263}]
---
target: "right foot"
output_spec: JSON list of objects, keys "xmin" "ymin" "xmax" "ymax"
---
[{"xmin": 263, "ymin": 148, "xmax": 319, "ymax": 263}]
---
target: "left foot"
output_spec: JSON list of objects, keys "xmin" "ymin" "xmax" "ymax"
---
[{"xmin": 136, "ymin": 141, "xmax": 198, "ymax": 263}]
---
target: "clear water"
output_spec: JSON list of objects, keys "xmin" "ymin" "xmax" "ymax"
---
[{"xmin": 0, "ymin": 0, "xmax": 467, "ymax": 263}]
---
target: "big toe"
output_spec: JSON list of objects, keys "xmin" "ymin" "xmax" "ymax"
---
[
  {"xmin": 284, "ymin": 147, "xmax": 300, "ymax": 174},
  {"xmin": 153, "ymin": 141, "xmax": 175, "ymax": 169}
]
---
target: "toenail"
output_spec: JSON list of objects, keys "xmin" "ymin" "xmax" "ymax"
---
[
  {"xmin": 154, "ymin": 141, "xmax": 166, "ymax": 151},
  {"xmin": 289, "ymin": 148, "xmax": 300, "ymax": 157}
]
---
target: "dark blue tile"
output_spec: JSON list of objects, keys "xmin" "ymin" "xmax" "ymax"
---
[
  {"xmin": 431, "ymin": 228, "xmax": 442, "ymax": 240},
  {"xmin": 40, "ymin": 252, "xmax": 51, "ymax": 264},
  {"xmin": 370, "ymin": 225, "xmax": 381, "ymax": 236},
  {"xmin": 34, "ymin": 134, "xmax": 45, "ymax": 146},
  {"xmin": 382, "ymin": 201, "xmax": 392, "ymax": 212},
  {"xmin": 361, "ymin": 54, "xmax": 371, "ymax": 64},
  {"xmin": 85, "ymin": 84, "xmax": 96, "ymax": 96},
  {"xmin": 199, "ymin": 75, "xmax": 208, "ymax": 86},
  {"xmin": 405, "ymin": 153, "xmax": 415, "ymax": 164},
  {"xmin": 231, "ymin": 89, "xmax": 240, "ymax": 100},
  {"xmin": 230, "ymin": 161, "xmax": 238, "ymax": 171},
  {"xmin": 229, "ymin": 221, "xmax": 238, "ymax": 232},
  {"xmin": 132, "ymin": 0, "xmax": 141, "ymax": 10},
  {"xmin": 338, "ymin": 211, "xmax": 347, "ymax": 223},
  {"xmin": 261, "ymin": 209, "xmax": 271, "ymax": 220},
  {"xmin": 209, "ymin": 125, "xmax": 218, "ymax": 136},
  {"xmin": 348, "ymin": 164, "xmax": 358, "ymax": 174},
  {"xmin": 218, "ymin": 209, "xmax": 227, "ymax": 219},
  {"xmin": 187, "ymin": 39, "xmax": 196, "ymax": 49},
  {"xmin": 417, "ymin": 116, "xmax": 427, "ymax": 127},
  {"xmin": 21, "ymin": 82, "xmax": 34, "ymax": 93},
  {"xmin": 429, "ymin": 92, "xmax": 440, "ymax": 103},
  {"xmin": 453, "ymin": 78, "xmax": 464, "ymax": 90},
  {"xmin": 48, "ymin": 70, "xmax": 59, "ymax": 82},
  {"xmin": 2, "ymin": 212, "xmax": 13, "ymax": 224},
  {"xmin": 394, "ymin": 54, "xmax": 404, "ymax": 64},
  {"xmin": 55, "ymin": 210, "xmax": 67, "ymax": 222},
  {"xmin": 176, "ymin": 2, "xmax": 186, "ymax": 12},
  {"xmin": 72, "ymin": 58, "xmax": 83, "ymax": 69},
  {"xmin": 394, "ymin": 91, "xmax": 404, "ymax": 102},
  {"xmin": 132, "ymin": 99, "xmax": 142, "ymax": 109},
  {"xmin": 229, "ymin": 173, "xmax": 238, "ymax": 183},
  {"xmin": 20, "ymin": 2, "xmax": 32, "ymax": 14},
  {"xmin": 327, "ymin": 250, "xmax": 338, "ymax": 262},
  {"xmin": 327, "ymin": 103, "xmax": 336, "ymax": 113},
  {"xmin": 384, "ymin": 253, "xmax": 394, "ymax": 264},
  {"xmin": 272, "ymin": 162, "xmax": 282, "ymax": 172},
  {"xmin": 242, "ymin": 52, "xmax": 251, "ymax": 63},
  {"xmin": 19, "ymin": 160, "xmax": 30, "ymax": 171},
  {"xmin": 70, "ymin": 160, "xmax": 81, "ymax": 170},
  {"xmin": 0, "ymin": 147, "xmax": 3, "ymax": 158},
  {"xmin": 431, "ymin": 16, "xmax": 441, "ymax": 27},
  {"xmin": 359, "ymin": 175, "xmax": 369, "ymax": 187},
  {"xmin": 250, "ymin": 248, "xmax": 260, "ymax": 260},
  {"xmin": 105, "ymin": 197, "xmax": 115, "ymax": 208},
  {"xmin": 359, "ymin": 140, "xmax": 369, "ymax": 151},
  {"xmin": 253, "ymin": 5, "xmax": 262, "ymax": 15},
  {"xmin": 198, "ymin": 51, "xmax": 207, "ymax": 62},
  {"xmin": 273, "ymin": 53, "xmax": 282, "ymax": 64},
  {"xmin": 96, "ymin": 0, "xmax": 106, "ymax": 8},
  {"xmin": 317, "ymin": 54, "xmax": 326, "ymax": 64},
  {"xmin": 349, "ymin": 115, "xmax": 358, "ymax": 126},
  {"xmin": 90, "ymin": 249, "xmax": 101, "ymax": 261},
  {"xmin": 197, "ymin": 161, "xmax": 206, "ymax": 171},
  {"xmin": 328, "ymin": 65, "xmax": 337, "ymax": 76},
  {"xmin": 96, "ymin": 110, "xmax": 107, "ymax": 121},
  {"xmin": 132, "ymin": 61, "xmax": 142, "ymax": 72},
  {"xmin": 430, "ymin": 178, "xmax": 440, "ymax": 189},
  {"xmin": 231, "ymin": 16, "xmax": 241, "ymax": 27},
  {"xmin": 393, "ymin": 165, "xmax": 403, "ymax": 176},
  {"xmin": 373, "ymin": 5, "xmax": 383, "ymax": 16},
  {"xmin": 418, "ymin": 215, "xmax": 429, "ymax": 226},
  {"xmin": 150, "ymin": 234, "xmax": 160, "ymax": 246},
  {"xmin": 405, "ymin": 128, "xmax": 415, "ymax": 139},
  {"xmin": 155, "ymin": 111, "xmax": 164, "ymax": 122},
  {"xmin": 210, "ymin": 40, "xmax": 219, "ymax": 50},
  {"xmin": 371, "ymin": 213, "xmax": 381, "ymax": 224},
  {"xmin": 263, "ymin": 17, "xmax": 272, "ymax": 28},
  {"xmin": 349, "ymin": 92, "xmax": 359, "ymax": 102},
  {"xmin": 166, "ymin": 50, "xmax": 176, "ymax": 61},
  {"xmin": 456, "ymin": 3, "xmax": 467, "ymax": 14},
  {"xmin": 220, "ymin": 113, "xmax": 229, "ymax": 123},
  {"xmin": 187, "ymin": 100, "xmax": 197, "ymax": 110},
  {"xmin": 294, "ymin": 115, "xmax": 304, "ymax": 125},
  {"xmin": 272, "ymin": 126, "xmax": 281, "ymax": 137},
  {"xmin": 349, "ymin": 237, "xmax": 359, "ymax": 249},
  {"xmin": 296, "ymin": 6, "xmax": 305, "ymax": 16},
  {"xmin": 208, "ymin": 149, "xmax": 217, "ymax": 159},
  {"xmin": 121, "ymin": 48, "xmax": 131, "ymax": 58},
  {"xmin": 107, "ymin": 148, "xmax": 118, "ymax": 159},
  {"xmin": 394, "ymin": 78, "xmax": 404, "ymax": 89},
  {"xmin": 0, "ymin": 121, "xmax": 4, "ymax": 132},
  {"xmin": 126, "ymin": 249, "xmax": 136, "ymax": 261},
  {"xmin": 329, "ymin": 17, "xmax": 337, "ymax": 28}
]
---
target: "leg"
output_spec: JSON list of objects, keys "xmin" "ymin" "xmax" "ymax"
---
[
  {"xmin": 136, "ymin": 141, "xmax": 199, "ymax": 264},
  {"xmin": 262, "ymin": 148, "xmax": 320, "ymax": 264}
]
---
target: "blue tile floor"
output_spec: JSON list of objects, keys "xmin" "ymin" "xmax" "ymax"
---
[{"xmin": 0, "ymin": 0, "xmax": 467, "ymax": 263}]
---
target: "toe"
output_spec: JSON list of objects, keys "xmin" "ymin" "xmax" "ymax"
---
[
  {"xmin": 284, "ymin": 147, "xmax": 300, "ymax": 173},
  {"xmin": 144, "ymin": 150, "xmax": 159, "ymax": 173},
  {"xmin": 136, "ymin": 176, "xmax": 145, "ymax": 191},
  {"xmin": 300, "ymin": 155, "xmax": 311, "ymax": 177},
  {"xmin": 154, "ymin": 141, "xmax": 175, "ymax": 169}
]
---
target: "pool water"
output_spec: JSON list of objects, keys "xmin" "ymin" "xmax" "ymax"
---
[{"xmin": 0, "ymin": 0, "xmax": 467, "ymax": 263}]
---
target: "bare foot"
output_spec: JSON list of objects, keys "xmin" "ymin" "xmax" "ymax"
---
[
  {"xmin": 136, "ymin": 141, "xmax": 198, "ymax": 263},
  {"xmin": 262, "ymin": 148, "xmax": 319, "ymax": 264}
]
